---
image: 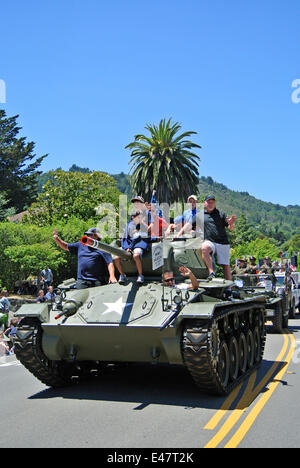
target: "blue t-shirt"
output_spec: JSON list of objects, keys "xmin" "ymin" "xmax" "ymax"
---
[
  {"xmin": 68, "ymin": 242, "xmax": 113, "ymax": 282},
  {"xmin": 175, "ymin": 208, "xmax": 198, "ymax": 225}
]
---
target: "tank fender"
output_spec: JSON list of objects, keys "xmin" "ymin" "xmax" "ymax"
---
[
  {"xmin": 178, "ymin": 302, "xmax": 216, "ymax": 320},
  {"xmin": 14, "ymin": 303, "xmax": 50, "ymax": 323}
]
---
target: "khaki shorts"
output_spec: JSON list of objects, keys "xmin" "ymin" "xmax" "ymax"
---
[{"xmin": 204, "ymin": 241, "xmax": 230, "ymax": 266}]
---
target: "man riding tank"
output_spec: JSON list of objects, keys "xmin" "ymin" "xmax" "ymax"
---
[
  {"xmin": 175, "ymin": 195, "xmax": 236, "ymax": 280},
  {"xmin": 53, "ymin": 226, "xmax": 117, "ymax": 288},
  {"xmin": 162, "ymin": 266, "xmax": 199, "ymax": 290},
  {"xmin": 231, "ymin": 258, "xmax": 252, "ymax": 276}
]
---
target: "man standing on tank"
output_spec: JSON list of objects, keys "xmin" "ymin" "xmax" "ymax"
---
[
  {"xmin": 175, "ymin": 195, "xmax": 236, "ymax": 280},
  {"xmin": 53, "ymin": 227, "xmax": 117, "ymax": 288},
  {"xmin": 201, "ymin": 195, "xmax": 236, "ymax": 280}
]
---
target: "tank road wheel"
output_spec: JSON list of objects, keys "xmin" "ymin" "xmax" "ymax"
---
[
  {"xmin": 238, "ymin": 332, "xmax": 248, "ymax": 374},
  {"xmin": 182, "ymin": 321, "xmax": 230, "ymax": 395},
  {"xmin": 222, "ymin": 316, "xmax": 230, "ymax": 335},
  {"xmin": 253, "ymin": 326, "xmax": 261, "ymax": 363},
  {"xmin": 232, "ymin": 313, "xmax": 240, "ymax": 332},
  {"xmin": 246, "ymin": 329, "xmax": 255, "ymax": 368},
  {"xmin": 14, "ymin": 318, "xmax": 74, "ymax": 387},
  {"xmin": 228, "ymin": 336, "xmax": 239, "ymax": 382},
  {"xmin": 217, "ymin": 340, "xmax": 230, "ymax": 389},
  {"xmin": 181, "ymin": 307, "xmax": 266, "ymax": 396}
]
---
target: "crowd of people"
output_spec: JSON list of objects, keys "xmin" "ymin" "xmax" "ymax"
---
[
  {"xmin": 231, "ymin": 254, "xmax": 296, "ymax": 276},
  {"xmin": 0, "ymin": 269, "xmax": 56, "ymax": 356}
]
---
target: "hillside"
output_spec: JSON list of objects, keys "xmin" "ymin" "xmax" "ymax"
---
[
  {"xmin": 197, "ymin": 176, "xmax": 300, "ymax": 238},
  {"xmin": 108, "ymin": 173, "xmax": 300, "ymax": 238},
  {"xmin": 35, "ymin": 169, "xmax": 300, "ymax": 240}
]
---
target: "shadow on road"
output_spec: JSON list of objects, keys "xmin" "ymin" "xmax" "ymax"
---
[{"xmin": 28, "ymin": 358, "xmax": 286, "ymax": 411}]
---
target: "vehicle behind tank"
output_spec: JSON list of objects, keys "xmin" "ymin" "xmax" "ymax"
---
[
  {"xmin": 13, "ymin": 237, "xmax": 267, "ymax": 395},
  {"xmin": 232, "ymin": 273, "xmax": 290, "ymax": 333}
]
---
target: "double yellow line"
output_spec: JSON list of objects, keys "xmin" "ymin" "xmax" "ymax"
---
[{"xmin": 204, "ymin": 330, "xmax": 295, "ymax": 448}]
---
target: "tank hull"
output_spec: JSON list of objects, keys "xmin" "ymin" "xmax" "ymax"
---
[{"xmin": 14, "ymin": 278, "xmax": 266, "ymax": 395}]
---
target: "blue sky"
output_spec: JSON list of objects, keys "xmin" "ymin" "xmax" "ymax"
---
[{"xmin": 1, "ymin": 0, "xmax": 299, "ymax": 206}]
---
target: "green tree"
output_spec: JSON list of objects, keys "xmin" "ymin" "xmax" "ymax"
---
[
  {"xmin": 283, "ymin": 234, "xmax": 300, "ymax": 255},
  {"xmin": 127, "ymin": 118, "xmax": 201, "ymax": 204},
  {"xmin": 24, "ymin": 170, "xmax": 121, "ymax": 226},
  {"xmin": 0, "ymin": 110, "xmax": 47, "ymax": 211},
  {"xmin": 0, "ymin": 192, "xmax": 16, "ymax": 221},
  {"xmin": 230, "ymin": 237, "xmax": 279, "ymax": 266},
  {"xmin": 230, "ymin": 214, "xmax": 259, "ymax": 247},
  {"xmin": 0, "ymin": 217, "xmax": 105, "ymax": 291}
]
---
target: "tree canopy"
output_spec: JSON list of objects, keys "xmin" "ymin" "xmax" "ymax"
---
[
  {"xmin": 0, "ymin": 110, "xmax": 47, "ymax": 211},
  {"xmin": 127, "ymin": 118, "xmax": 201, "ymax": 204},
  {"xmin": 24, "ymin": 169, "xmax": 121, "ymax": 226}
]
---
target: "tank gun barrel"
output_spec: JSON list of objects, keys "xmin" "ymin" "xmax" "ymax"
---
[{"xmin": 80, "ymin": 236, "xmax": 132, "ymax": 260}]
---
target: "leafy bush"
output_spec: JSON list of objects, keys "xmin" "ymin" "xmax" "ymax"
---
[
  {"xmin": 24, "ymin": 170, "xmax": 121, "ymax": 226},
  {"xmin": 0, "ymin": 217, "xmax": 113, "ymax": 291},
  {"xmin": 230, "ymin": 237, "xmax": 280, "ymax": 265}
]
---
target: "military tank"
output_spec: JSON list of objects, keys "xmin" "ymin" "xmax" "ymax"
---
[
  {"xmin": 13, "ymin": 237, "xmax": 267, "ymax": 395},
  {"xmin": 232, "ymin": 273, "xmax": 289, "ymax": 333}
]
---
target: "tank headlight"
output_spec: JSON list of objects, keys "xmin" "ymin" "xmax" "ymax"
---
[
  {"xmin": 54, "ymin": 295, "xmax": 63, "ymax": 305},
  {"xmin": 173, "ymin": 295, "xmax": 182, "ymax": 305}
]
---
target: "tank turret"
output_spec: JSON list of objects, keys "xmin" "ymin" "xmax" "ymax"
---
[{"xmin": 80, "ymin": 235, "xmax": 209, "ymax": 279}]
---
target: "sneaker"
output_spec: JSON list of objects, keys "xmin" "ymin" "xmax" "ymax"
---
[
  {"xmin": 119, "ymin": 274, "xmax": 127, "ymax": 284},
  {"xmin": 207, "ymin": 272, "xmax": 216, "ymax": 281},
  {"xmin": 136, "ymin": 275, "xmax": 144, "ymax": 284}
]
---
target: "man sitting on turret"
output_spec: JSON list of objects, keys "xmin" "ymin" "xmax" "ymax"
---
[{"xmin": 115, "ymin": 211, "xmax": 150, "ymax": 285}]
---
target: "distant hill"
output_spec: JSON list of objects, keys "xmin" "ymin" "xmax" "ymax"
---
[
  {"xmin": 109, "ymin": 173, "xmax": 300, "ymax": 239},
  {"xmin": 197, "ymin": 176, "xmax": 300, "ymax": 238},
  {"xmin": 109, "ymin": 173, "xmax": 300, "ymax": 235}
]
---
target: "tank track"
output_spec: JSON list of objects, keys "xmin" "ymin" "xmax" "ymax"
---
[
  {"xmin": 181, "ymin": 304, "xmax": 266, "ymax": 395},
  {"xmin": 14, "ymin": 318, "xmax": 80, "ymax": 387}
]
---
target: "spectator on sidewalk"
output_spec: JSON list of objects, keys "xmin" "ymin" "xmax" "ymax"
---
[
  {"xmin": 40, "ymin": 267, "xmax": 53, "ymax": 292},
  {"xmin": 36, "ymin": 289, "xmax": 46, "ymax": 303},
  {"xmin": 45, "ymin": 286, "xmax": 56, "ymax": 301}
]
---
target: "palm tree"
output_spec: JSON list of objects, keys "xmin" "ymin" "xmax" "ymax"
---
[{"xmin": 126, "ymin": 118, "xmax": 201, "ymax": 204}]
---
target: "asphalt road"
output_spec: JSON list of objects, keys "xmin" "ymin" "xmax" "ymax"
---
[{"xmin": 1, "ymin": 318, "xmax": 300, "ymax": 449}]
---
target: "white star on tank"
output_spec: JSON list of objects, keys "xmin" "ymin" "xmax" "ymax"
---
[{"xmin": 102, "ymin": 297, "xmax": 134, "ymax": 316}]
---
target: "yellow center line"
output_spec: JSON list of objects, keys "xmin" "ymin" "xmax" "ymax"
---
[
  {"xmin": 204, "ymin": 372, "xmax": 256, "ymax": 448},
  {"xmin": 225, "ymin": 331, "xmax": 295, "ymax": 448},
  {"xmin": 203, "ymin": 331, "xmax": 290, "ymax": 448},
  {"xmin": 204, "ymin": 383, "xmax": 243, "ymax": 431}
]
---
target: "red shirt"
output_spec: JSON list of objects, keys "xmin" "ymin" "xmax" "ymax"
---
[{"xmin": 149, "ymin": 216, "xmax": 169, "ymax": 237}]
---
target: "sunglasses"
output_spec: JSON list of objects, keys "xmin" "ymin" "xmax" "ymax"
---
[{"xmin": 164, "ymin": 277, "xmax": 175, "ymax": 283}]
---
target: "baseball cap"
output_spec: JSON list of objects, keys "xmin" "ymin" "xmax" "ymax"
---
[
  {"xmin": 131, "ymin": 196, "xmax": 145, "ymax": 203},
  {"xmin": 84, "ymin": 227, "xmax": 101, "ymax": 238},
  {"xmin": 204, "ymin": 194, "xmax": 216, "ymax": 201},
  {"xmin": 187, "ymin": 194, "xmax": 198, "ymax": 201}
]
